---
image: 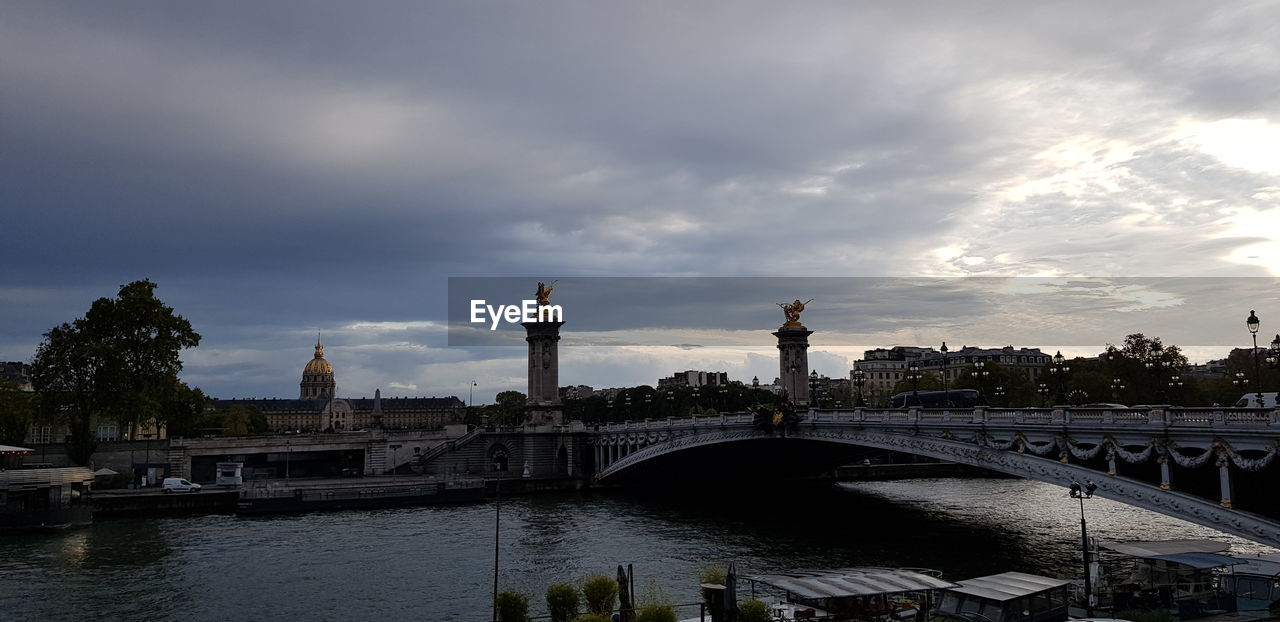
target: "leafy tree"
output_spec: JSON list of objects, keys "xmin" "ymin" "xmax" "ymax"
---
[
  {"xmin": 634, "ymin": 604, "xmax": 676, "ymax": 622},
  {"xmin": 0, "ymin": 380, "xmax": 36, "ymax": 446},
  {"xmin": 495, "ymin": 390, "xmax": 527, "ymax": 426},
  {"xmin": 221, "ymin": 405, "xmax": 266, "ymax": 436},
  {"xmin": 581, "ymin": 574, "xmax": 618, "ymax": 615},
  {"xmin": 496, "ymin": 589, "xmax": 530, "ymax": 622},
  {"xmin": 160, "ymin": 381, "xmax": 207, "ymax": 438},
  {"xmin": 31, "ymin": 280, "xmax": 201, "ymax": 464},
  {"xmin": 570, "ymin": 615, "xmax": 611, "ymax": 622},
  {"xmin": 546, "ymin": 583, "xmax": 581, "ymax": 622}
]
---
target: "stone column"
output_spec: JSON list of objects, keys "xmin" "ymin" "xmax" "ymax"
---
[
  {"xmin": 774, "ymin": 326, "xmax": 814, "ymax": 406},
  {"xmin": 1217, "ymin": 448, "xmax": 1233, "ymax": 508},
  {"xmin": 523, "ymin": 320, "xmax": 565, "ymax": 424}
]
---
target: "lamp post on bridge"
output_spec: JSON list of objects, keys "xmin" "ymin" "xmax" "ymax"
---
[
  {"xmin": 1232, "ymin": 371, "xmax": 1249, "ymax": 403},
  {"xmin": 993, "ymin": 385, "xmax": 1005, "ymax": 407},
  {"xmin": 1248, "ymin": 310, "xmax": 1264, "ymax": 407},
  {"xmin": 809, "ymin": 370, "xmax": 819, "ymax": 409},
  {"xmin": 1268, "ymin": 335, "xmax": 1280, "ymax": 374},
  {"xmin": 907, "ymin": 362, "xmax": 922, "ymax": 406},
  {"xmin": 1145, "ymin": 352, "xmax": 1165, "ymax": 404},
  {"xmin": 1110, "ymin": 378, "xmax": 1125, "ymax": 404},
  {"xmin": 1049, "ymin": 351, "xmax": 1070, "ymax": 406},
  {"xmin": 1037, "ymin": 382, "xmax": 1050, "ymax": 407},
  {"xmin": 1068, "ymin": 480, "xmax": 1098, "ymax": 617},
  {"xmin": 852, "ymin": 367, "xmax": 867, "ymax": 407},
  {"xmin": 970, "ymin": 359, "xmax": 989, "ymax": 404},
  {"xmin": 1167, "ymin": 374, "xmax": 1183, "ymax": 407},
  {"xmin": 940, "ymin": 342, "xmax": 950, "ymax": 407}
]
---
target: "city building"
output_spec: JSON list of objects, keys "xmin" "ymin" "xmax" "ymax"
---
[
  {"xmin": 657, "ymin": 370, "xmax": 730, "ymax": 388},
  {"xmin": 208, "ymin": 337, "xmax": 464, "ymax": 432},
  {"xmin": 852, "ymin": 345, "xmax": 1052, "ymax": 406},
  {"xmin": 0, "ymin": 361, "xmax": 31, "ymax": 391}
]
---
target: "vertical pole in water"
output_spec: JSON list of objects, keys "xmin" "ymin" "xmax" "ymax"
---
[
  {"xmin": 493, "ymin": 472, "xmax": 501, "ymax": 622},
  {"xmin": 1079, "ymin": 494, "xmax": 1092, "ymax": 617}
]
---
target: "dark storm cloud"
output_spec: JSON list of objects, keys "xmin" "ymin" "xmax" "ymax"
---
[{"xmin": 2, "ymin": 1, "xmax": 1278, "ymax": 399}]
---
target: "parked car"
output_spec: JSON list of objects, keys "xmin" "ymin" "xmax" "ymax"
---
[{"xmin": 162, "ymin": 477, "xmax": 201, "ymax": 493}]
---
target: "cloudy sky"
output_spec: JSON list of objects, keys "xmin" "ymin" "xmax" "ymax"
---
[{"xmin": 3, "ymin": 2, "xmax": 1279, "ymax": 402}]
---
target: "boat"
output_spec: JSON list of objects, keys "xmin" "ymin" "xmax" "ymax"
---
[
  {"xmin": 688, "ymin": 567, "xmax": 959, "ymax": 622},
  {"xmin": 234, "ymin": 475, "xmax": 485, "ymax": 514},
  {"xmin": 934, "ymin": 571, "xmax": 1073, "ymax": 622}
]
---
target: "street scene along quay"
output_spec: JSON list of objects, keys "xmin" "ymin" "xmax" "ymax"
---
[{"xmin": 4, "ymin": 2, "xmax": 1280, "ymax": 622}]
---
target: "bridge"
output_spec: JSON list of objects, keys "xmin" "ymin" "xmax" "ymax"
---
[{"xmin": 591, "ymin": 405, "xmax": 1280, "ymax": 548}]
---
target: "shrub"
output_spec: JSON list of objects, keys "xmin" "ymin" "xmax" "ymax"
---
[
  {"xmin": 739, "ymin": 600, "xmax": 772, "ymax": 622},
  {"xmin": 546, "ymin": 583, "xmax": 581, "ymax": 622},
  {"xmin": 570, "ymin": 615, "xmax": 612, "ymax": 622},
  {"xmin": 697, "ymin": 564, "xmax": 726, "ymax": 586},
  {"xmin": 581, "ymin": 574, "xmax": 618, "ymax": 614},
  {"xmin": 635, "ymin": 604, "xmax": 677, "ymax": 622},
  {"xmin": 496, "ymin": 589, "xmax": 530, "ymax": 622}
]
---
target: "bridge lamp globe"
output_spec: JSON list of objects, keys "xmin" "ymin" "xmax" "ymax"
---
[
  {"xmin": 1267, "ymin": 335, "xmax": 1280, "ymax": 368},
  {"xmin": 1248, "ymin": 310, "xmax": 1260, "ymax": 335}
]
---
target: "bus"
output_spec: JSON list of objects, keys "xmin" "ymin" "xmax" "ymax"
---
[{"xmin": 890, "ymin": 389, "xmax": 984, "ymax": 408}]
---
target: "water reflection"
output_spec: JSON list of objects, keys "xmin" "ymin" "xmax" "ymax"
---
[{"xmin": 0, "ymin": 478, "xmax": 1274, "ymax": 622}]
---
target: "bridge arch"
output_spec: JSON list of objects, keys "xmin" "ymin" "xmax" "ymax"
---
[{"xmin": 595, "ymin": 425, "xmax": 1280, "ymax": 548}]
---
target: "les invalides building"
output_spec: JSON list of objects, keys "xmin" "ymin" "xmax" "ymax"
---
[{"xmin": 210, "ymin": 337, "xmax": 464, "ymax": 432}]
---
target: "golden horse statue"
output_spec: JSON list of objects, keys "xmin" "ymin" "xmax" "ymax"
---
[
  {"xmin": 778, "ymin": 299, "xmax": 813, "ymax": 328},
  {"xmin": 535, "ymin": 280, "xmax": 557, "ymax": 307}
]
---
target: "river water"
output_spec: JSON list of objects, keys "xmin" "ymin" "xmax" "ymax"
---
[{"xmin": 1, "ymin": 478, "xmax": 1273, "ymax": 622}]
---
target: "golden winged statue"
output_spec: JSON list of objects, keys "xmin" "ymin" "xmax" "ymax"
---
[
  {"xmin": 535, "ymin": 280, "xmax": 557, "ymax": 307},
  {"xmin": 778, "ymin": 299, "xmax": 813, "ymax": 328}
]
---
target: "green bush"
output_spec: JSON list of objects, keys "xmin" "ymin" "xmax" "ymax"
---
[
  {"xmin": 546, "ymin": 583, "xmax": 581, "ymax": 622},
  {"xmin": 739, "ymin": 600, "xmax": 772, "ymax": 622},
  {"xmin": 697, "ymin": 564, "xmax": 726, "ymax": 586},
  {"xmin": 581, "ymin": 574, "xmax": 618, "ymax": 615},
  {"xmin": 496, "ymin": 589, "xmax": 530, "ymax": 622},
  {"xmin": 570, "ymin": 615, "xmax": 612, "ymax": 622},
  {"xmin": 635, "ymin": 603, "xmax": 677, "ymax": 622}
]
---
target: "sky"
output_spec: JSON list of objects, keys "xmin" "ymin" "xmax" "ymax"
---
[{"xmin": 2, "ymin": 2, "xmax": 1280, "ymax": 403}]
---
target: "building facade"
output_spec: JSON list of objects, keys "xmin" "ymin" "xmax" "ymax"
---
[
  {"xmin": 852, "ymin": 345, "xmax": 1052, "ymax": 406},
  {"xmin": 657, "ymin": 370, "xmax": 730, "ymax": 388}
]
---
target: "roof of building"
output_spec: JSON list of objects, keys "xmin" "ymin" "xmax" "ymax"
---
[
  {"xmin": 1099, "ymin": 539, "xmax": 1229, "ymax": 557},
  {"xmin": 0, "ymin": 444, "xmax": 35, "ymax": 455},
  {"xmin": 745, "ymin": 568, "xmax": 958, "ymax": 600},
  {"xmin": 303, "ymin": 339, "xmax": 334, "ymax": 376},
  {"xmin": 209, "ymin": 397, "xmax": 464, "ymax": 412},
  {"xmin": 946, "ymin": 572, "xmax": 1071, "ymax": 602}
]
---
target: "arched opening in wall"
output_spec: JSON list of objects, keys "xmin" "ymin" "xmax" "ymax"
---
[
  {"xmin": 488, "ymin": 444, "xmax": 510, "ymax": 474},
  {"xmin": 555, "ymin": 445, "xmax": 569, "ymax": 476}
]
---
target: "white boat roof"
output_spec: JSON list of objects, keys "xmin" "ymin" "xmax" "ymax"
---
[
  {"xmin": 947, "ymin": 572, "xmax": 1071, "ymax": 602},
  {"xmin": 1230, "ymin": 553, "xmax": 1280, "ymax": 577},
  {"xmin": 0, "ymin": 444, "xmax": 35, "ymax": 454},
  {"xmin": 1099, "ymin": 540, "xmax": 1229, "ymax": 557},
  {"xmin": 745, "ymin": 568, "xmax": 958, "ymax": 600}
]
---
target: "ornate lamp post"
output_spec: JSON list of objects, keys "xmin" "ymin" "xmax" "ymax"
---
[
  {"xmin": 1049, "ymin": 351, "xmax": 1070, "ymax": 405},
  {"xmin": 664, "ymin": 390, "xmax": 673, "ymax": 416},
  {"xmin": 993, "ymin": 385, "xmax": 1005, "ymax": 407},
  {"xmin": 940, "ymin": 342, "xmax": 950, "ymax": 407},
  {"xmin": 907, "ymin": 362, "xmax": 922, "ymax": 405},
  {"xmin": 1145, "ymin": 352, "xmax": 1165, "ymax": 403},
  {"xmin": 1268, "ymin": 334, "xmax": 1280, "ymax": 372},
  {"xmin": 971, "ymin": 359, "xmax": 989, "ymax": 403},
  {"xmin": 1248, "ymin": 310, "xmax": 1264, "ymax": 405},
  {"xmin": 691, "ymin": 386, "xmax": 701, "ymax": 412},
  {"xmin": 1232, "ymin": 371, "xmax": 1249, "ymax": 403},
  {"xmin": 809, "ymin": 370, "xmax": 820, "ymax": 408},
  {"xmin": 1167, "ymin": 374, "xmax": 1183, "ymax": 406},
  {"xmin": 1110, "ymin": 378, "xmax": 1126, "ymax": 403},
  {"xmin": 1069, "ymin": 480, "xmax": 1099, "ymax": 616},
  {"xmin": 1037, "ymin": 382, "xmax": 1050, "ymax": 407},
  {"xmin": 718, "ymin": 386, "xmax": 728, "ymax": 412},
  {"xmin": 852, "ymin": 367, "xmax": 867, "ymax": 407}
]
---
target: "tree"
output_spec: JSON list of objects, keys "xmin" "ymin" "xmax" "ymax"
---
[
  {"xmin": 31, "ymin": 280, "xmax": 201, "ymax": 464},
  {"xmin": 581, "ymin": 574, "xmax": 618, "ymax": 615},
  {"xmin": 495, "ymin": 390, "xmax": 527, "ymax": 426},
  {"xmin": 221, "ymin": 405, "xmax": 266, "ymax": 436},
  {"xmin": 546, "ymin": 583, "xmax": 581, "ymax": 622},
  {"xmin": 0, "ymin": 380, "xmax": 36, "ymax": 446},
  {"xmin": 161, "ymin": 381, "xmax": 208, "ymax": 438},
  {"xmin": 496, "ymin": 589, "xmax": 530, "ymax": 622}
]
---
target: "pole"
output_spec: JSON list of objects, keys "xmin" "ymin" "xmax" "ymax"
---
[
  {"xmin": 1079, "ymin": 494, "xmax": 1093, "ymax": 617},
  {"xmin": 1253, "ymin": 332, "xmax": 1264, "ymax": 405},
  {"xmin": 492, "ymin": 471, "xmax": 501, "ymax": 622}
]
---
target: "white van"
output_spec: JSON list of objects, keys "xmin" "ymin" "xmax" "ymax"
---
[
  {"xmin": 1234, "ymin": 392, "xmax": 1279, "ymax": 408},
  {"xmin": 162, "ymin": 477, "xmax": 202, "ymax": 493}
]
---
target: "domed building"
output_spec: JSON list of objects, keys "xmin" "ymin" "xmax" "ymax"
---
[
  {"xmin": 209, "ymin": 336, "xmax": 465, "ymax": 433},
  {"xmin": 300, "ymin": 336, "xmax": 336, "ymax": 399}
]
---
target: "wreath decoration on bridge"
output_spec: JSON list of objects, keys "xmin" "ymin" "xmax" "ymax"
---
[{"xmin": 748, "ymin": 401, "xmax": 799, "ymax": 434}]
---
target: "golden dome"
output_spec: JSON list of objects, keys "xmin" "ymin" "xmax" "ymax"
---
[{"xmin": 304, "ymin": 339, "xmax": 333, "ymax": 376}]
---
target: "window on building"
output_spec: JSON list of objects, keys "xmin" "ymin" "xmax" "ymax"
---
[{"xmin": 97, "ymin": 423, "xmax": 119, "ymax": 442}]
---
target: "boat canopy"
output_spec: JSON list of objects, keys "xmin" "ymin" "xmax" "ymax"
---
[
  {"xmin": 1146, "ymin": 552, "xmax": 1241, "ymax": 569},
  {"xmin": 745, "ymin": 568, "xmax": 958, "ymax": 600},
  {"xmin": 945, "ymin": 572, "xmax": 1071, "ymax": 603},
  {"xmin": 1098, "ymin": 540, "xmax": 1229, "ymax": 558},
  {"xmin": 1229, "ymin": 553, "xmax": 1280, "ymax": 577}
]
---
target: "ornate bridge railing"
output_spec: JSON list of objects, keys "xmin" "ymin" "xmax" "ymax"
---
[{"xmin": 590, "ymin": 407, "xmax": 1280, "ymax": 548}]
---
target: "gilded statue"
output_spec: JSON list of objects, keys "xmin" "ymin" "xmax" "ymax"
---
[
  {"xmin": 778, "ymin": 299, "xmax": 813, "ymax": 328},
  {"xmin": 535, "ymin": 280, "xmax": 557, "ymax": 307}
]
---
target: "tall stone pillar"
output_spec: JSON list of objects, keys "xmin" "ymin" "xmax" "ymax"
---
[
  {"xmin": 774, "ymin": 325, "xmax": 813, "ymax": 406},
  {"xmin": 524, "ymin": 320, "xmax": 565, "ymax": 424}
]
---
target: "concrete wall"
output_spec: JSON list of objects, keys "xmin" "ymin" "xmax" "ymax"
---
[{"xmin": 422, "ymin": 426, "xmax": 589, "ymax": 482}]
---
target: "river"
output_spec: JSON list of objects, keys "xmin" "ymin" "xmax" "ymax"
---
[{"xmin": 1, "ymin": 478, "xmax": 1273, "ymax": 621}]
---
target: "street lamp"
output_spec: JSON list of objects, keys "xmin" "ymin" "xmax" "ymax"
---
[
  {"xmin": 1110, "ymin": 378, "xmax": 1126, "ymax": 403},
  {"xmin": 285, "ymin": 439, "xmax": 291, "ymax": 480},
  {"xmin": 940, "ymin": 342, "xmax": 950, "ymax": 407},
  {"xmin": 809, "ymin": 370, "xmax": 819, "ymax": 408},
  {"xmin": 852, "ymin": 367, "xmax": 867, "ymax": 407},
  {"xmin": 389, "ymin": 443, "xmax": 402, "ymax": 476},
  {"xmin": 993, "ymin": 385, "xmax": 1005, "ymax": 407},
  {"xmin": 1037, "ymin": 382, "xmax": 1050, "ymax": 407},
  {"xmin": 1145, "ymin": 352, "xmax": 1165, "ymax": 403},
  {"xmin": 971, "ymin": 359, "xmax": 989, "ymax": 403},
  {"xmin": 1068, "ymin": 480, "xmax": 1099, "ymax": 616},
  {"xmin": 1167, "ymin": 374, "xmax": 1183, "ymax": 406},
  {"xmin": 1233, "ymin": 371, "xmax": 1250, "ymax": 403},
  {"xmin": 907, "ymin": 362, "xmax": 922, "ymax": 405},
  {"xmin": 1049, "ymin": 351, "xmax": 1070, "ymax": 405},
  {"xmin": 718, "ymin": 386, "xmax": 728, "ymax": 412},
  {"xmin": 1268, "ymin": 334, "xmax": 1280, "ymax": 371},
  {"xmin": 1248, "ymin": 310, "xmax": 1263, "ymax": 406}
]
